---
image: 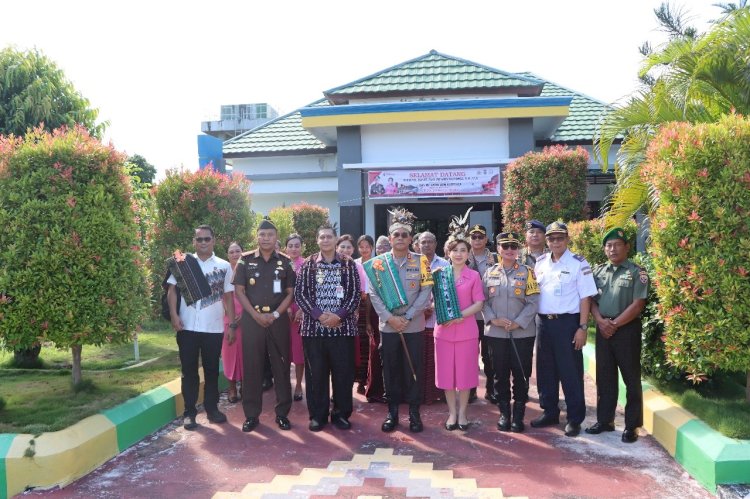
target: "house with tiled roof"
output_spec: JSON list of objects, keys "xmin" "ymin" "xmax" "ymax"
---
[{"xmin": 223, "ymin": 50, "xmax": 617, "ymax": 241}]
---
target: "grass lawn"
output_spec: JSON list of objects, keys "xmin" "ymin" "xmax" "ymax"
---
[{"xmin": 0, "ymin": 319, "xmax": 182, "ymax": 434}]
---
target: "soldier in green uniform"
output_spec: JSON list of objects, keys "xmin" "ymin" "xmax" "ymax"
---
[
  {"xmin": 233, "ymin": 218, "xmax": 296, "ymax": 433},
  {"xmin": 586, "ymin": 227, "xmax": 648, "ymax": 443}
]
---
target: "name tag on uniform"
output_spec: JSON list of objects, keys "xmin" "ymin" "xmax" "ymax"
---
[
  {"xmin": 554, "ymin": 282, "xmax": 562, "ymax": 296},
  {"xmin": 273, "ymin": 279, "xmax": 282, "ymax": 294},
  {"xmin": 336, "ymin": 285, "xmax": 344, "ymax": 299}
]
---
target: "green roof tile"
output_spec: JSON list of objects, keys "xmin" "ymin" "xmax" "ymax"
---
[
  {"xmin": 518, "ymin": 72, "xmax": 613, "ymax": 143},
  {"xmin": 223, "ymin": 100, "xmax": 330, "ymax": 156},
  {"xmin": 325, "ymin": 50, "xmax": 542, "ymax": 100}
]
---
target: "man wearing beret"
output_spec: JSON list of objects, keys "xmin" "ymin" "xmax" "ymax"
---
[
  {"xmin": 519, "ymin": 220, "xmax": 548, "ymax": 267},
  {"xmin": 586, "ymin": 228, "xmax": 648, "ymax": 443},
  {"xmin": 467, "ymin": 224, "xmax": 498, "ymax": 404},
  {"xmin": 233, "ymin": 217, "xmax": 296, "ymax": 432},
  {"xmin": 532, "ymin": 221, "xmax": 598, "ymax": 436}
]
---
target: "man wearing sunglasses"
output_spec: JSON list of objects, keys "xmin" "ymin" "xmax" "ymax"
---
[
  {"xmin": 467, "ymin": 224, "xmax": 498, "ymax": 404},
  {"xmin": 531, "ymin": 221, "xmax": 598, "ymax": 437},
  {"xmin": 167, "ymin": 225, "xmax": 235, "ymax": 431},
  {"xmin": 366, "ymin": 208, "xmax": 433, "ymax": 433}
]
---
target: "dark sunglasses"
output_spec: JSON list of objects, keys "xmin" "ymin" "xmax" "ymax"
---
[
  {"xmin": 470, "ymin": 234, "xmax": 485, "ymax": 240},
  {"xmin": 391, "ymin": 231, "xmax": 410, "ymax": 239},
  {"xmin": 195, "ymin": 236, "xmax": 213, "ymax": 243},
  {"xmin": 500, "ymin": 243, "xmax": 519, "ymax": 250}
]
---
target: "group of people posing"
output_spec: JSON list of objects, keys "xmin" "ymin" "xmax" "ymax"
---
[{"xmin": 166, "ymin": 208, "xmax": 647, "ymax": 444}]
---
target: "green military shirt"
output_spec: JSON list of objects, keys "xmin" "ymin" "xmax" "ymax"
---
[
  {"xmin": 518, "ymin": 247, "xmax": 548, "ymax": 268},
  {"xmin": 233, "ymin": 249, "xmax": 296, "ymax": 312},
  {"xmin": 592, "ymin": 259, "xmax": 649, "ymax": 318}
]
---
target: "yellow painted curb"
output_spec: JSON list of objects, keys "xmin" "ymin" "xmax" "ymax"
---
[
  {"xmin": 163, "ymin": 369, "xmax": 207, "ymax": 417},
  {"xmin": 5, "ymin": 414, "xmax": 118, "ymax": 494},
  {"xmin": 642, "ymin": 389, "xmax": 696, "ymax": 456}
]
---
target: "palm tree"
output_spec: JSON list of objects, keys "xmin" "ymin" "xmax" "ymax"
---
[{"xmin": 594, "ymin": 6, "xmax": 750, "ymax": 227}]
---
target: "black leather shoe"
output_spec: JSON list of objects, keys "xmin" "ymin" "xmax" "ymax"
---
[
  {"xmin": 564, "ymin": 422, "xmax": 581, "ymax": 437},
  {"xmin": 308, "ymin": 419, "xmax": 324, "ymax": 432},
  {"xmin": 445, "ymin": 421, "xmax": 458, "ymax": 431},
  {"xmin": 183, "ymin": 415, "xmax": 198, "ymax": 430},
  {"xmin": 381, "ymin": 413, "xmax": 398, "ymax": 432},
  {"xmin": 457, "ymin": 422, "xmax": 469, "ymax": 431},
  {"xmin": 409, "ymin": 411, "xmax": 423, "ymax": 433},
  {"xmin": 622, "ymin": 429, "xmax": 638, "ymax": 443},
  {"xmin": 207, "ymin": 410, "xmax": 227, "ymax": 424},
  {"xmin": 332, "ymin": 414, "xmax": 352, "ymax": 430},
  {"xmin": 585, "ymin": 422, "xmax": 616, "ymax": 434},
  {"xmin": 261, "ymin": 378, "xmax": 273, "ymax": 391},
  {"xmin": 530, "ymin": 413, "xmax": 560, "ymax": 428},
  {"xmin": 275, "ymin": 415, "xmax": 291, "ymax": 430},
  {"xmin": 497, "ymin": 414, "xmax": 511, "ymax": 432},
  {"xmin": 510, "ymin": 420, "xmax": 525, "ymax": 433},
  {"xmin": 293, "ymin": 392, "xmax": 303, "ymax": 401},
  {"xmin": 242, "ymin": 417, "xmax": 259, "ymax": 432},
  {"xmin": 484, "ymin": 392, "xmax": 498, "ymax": 404}
]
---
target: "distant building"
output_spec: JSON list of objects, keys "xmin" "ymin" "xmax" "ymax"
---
[
  {"xmin": 222, "ymin": 51, "xmax": 619, "ymax": 241},
  {"xmin": 198, "ymin": 103, "xmax": 279, "ymax": 171}
]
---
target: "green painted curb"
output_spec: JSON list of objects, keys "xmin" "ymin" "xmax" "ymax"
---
[
  {"xmin": 0, "ymin": 433, "xmax": 16, "ymax": 499},
  {"xmin": 102, "ymin": 386, "xmax": 176, "ymax": 452},
  {"xmin": 582, "ymin": 344, "xmax": 750, "ymax": 492}
]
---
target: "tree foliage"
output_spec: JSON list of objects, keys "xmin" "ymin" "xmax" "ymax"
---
[
  {"xmin": 595, "ymin": 6, "xmax": 750, "ymax": 227},
  {"xmin": 502, "ymin": 145, "xmax": 589, "ymax": 232},
  {"xmin": 127, "ymin": 154, "xmax": 157, "ymax": 185},
  {"xmin": 291, "ymin": 202, "xmax": 329, "ymax": 256},
  {"xmin": 0, "ymin": 47, "xmax": 105, "ymax": 138},
  {"xmin": 644, "ymin": 115, "xmax": 750, "ymax": 383},
  {"xmin": 567, "ymin": 218, "xmax": 637, "ymax": 268},
  {"xmin": 0, "ymin": 126, "xmax": 149, "ymax": 383}
]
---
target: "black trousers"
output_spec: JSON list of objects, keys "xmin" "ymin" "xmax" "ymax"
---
[
  {"xmin": 488, "ymin": 335, "xmax": 534, "ymax": 405},
  {"xmin": 241, "ymin": 314, "xmax": 292, "ymax": 419},
  {"xmin": 477, "ymin": 320, "xmax": 495, "ymax": 395},
  {"xmin": 595, "ymin": 320, "xmax": 643, "ymax": 429},
  {"xmin": 536, "ymin": 314, "xmax": 586, "ymax": 424},
  {"xmin": 381, "ymin": 331, "xmax": 424, "ymax": 409},
  {"xmin": 303, "ymin": 335, "xmax": 355, "ymax": 422},
  {"xmin": 176, "ymin": 330, "xmax": 224, "ymax": 417}
]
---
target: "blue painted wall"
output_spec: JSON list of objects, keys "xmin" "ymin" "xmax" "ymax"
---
[{"xmin": 197, "ymin": 135, "xmax": 225, "ymax": 172}]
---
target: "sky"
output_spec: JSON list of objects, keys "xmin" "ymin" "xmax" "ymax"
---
[{"xmin": 2, "ymin": 0, "xmax": 721, "ymax": 179}]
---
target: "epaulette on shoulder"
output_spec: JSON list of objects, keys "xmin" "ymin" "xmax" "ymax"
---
[
  {"xmin": 241, "ymin": 249, "xmax": 259, "ymax": 258},
  {"xmin": 573, "ymin": 253, "xmax": 585, "ymax": 262},
  {"xmin": 276, "ymin": 250, "xmax": 291, "ymax": 260},
  {"xmin": 536, "ymin": 253, "xmax": 549, "ymax": 262}
]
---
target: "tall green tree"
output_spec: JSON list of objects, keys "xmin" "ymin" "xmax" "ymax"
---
[
  {"xmin": 594, "ymin": 5, "xmax": 750, "ymax": 227},
  {"xmin": 0, "ymin": 47, "xmax": 105, "ymax": 138},
  {"xmin": 127, "ymin": 154, "xmax": 157, "ymax": 185}
]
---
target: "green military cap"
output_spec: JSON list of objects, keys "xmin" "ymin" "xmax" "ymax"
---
[{"xmin": 602, "ymin": 227, "xmax": 627, "ymax": 245}]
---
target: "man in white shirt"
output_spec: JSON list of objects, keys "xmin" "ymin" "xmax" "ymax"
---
[
  {"xmin": 531, "ymin": 221, "xmax": 597, "ymax": 437},
  {"xmin": 167, "ymin": 225, "xmax": 235, "ymax": 430}
]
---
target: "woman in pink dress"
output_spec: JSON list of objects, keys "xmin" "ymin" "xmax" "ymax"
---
[
  {"xmin": 336, "ymin": 234, "xmax": 369, "ymax": 393},
  {"xmin": 222, "ymin": 242, "xmax": 245, "ymax": 403},
  {"xmin": 433, "ymin": 238, "xmax": 485, "ymax": 431},
  {"xmin": 286, "ymin": 234, "xmax": 306, "ymax": 401}
]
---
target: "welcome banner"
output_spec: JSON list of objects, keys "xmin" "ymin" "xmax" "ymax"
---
[{"xmin": 367, "ymin": 167, "xmax": 500, "ymax": 199}]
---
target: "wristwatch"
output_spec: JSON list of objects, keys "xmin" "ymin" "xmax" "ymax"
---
[
  {"xmin": 272, "ymin": 311, "xmax": 280, "ymax": 319},
  {"xmin": 578, "ymin": 324, "xmax": 587, "ymax": 330},
  {"xmin": 229, "ymin": 321, "xmax": 238, "ymax": 330}
]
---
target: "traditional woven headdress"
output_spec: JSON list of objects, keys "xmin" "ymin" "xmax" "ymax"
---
[
  {"xmin": 388, "ymin": 206, "xmax": 416, "ymax": 234},
  {"xmin": 446, "ymin": 207, "xmax": 473, "ymax": 244}
]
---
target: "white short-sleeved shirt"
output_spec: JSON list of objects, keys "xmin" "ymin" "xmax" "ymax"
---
[
  {"xmin": 534, "ymin": 249, "xmax": 597, "ymax": 314},
  {"xmin": 167, "ymin": 253, "xmax": 234, "ymax": 333}
]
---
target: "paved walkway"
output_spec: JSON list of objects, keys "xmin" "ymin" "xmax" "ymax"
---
[{"xmin": 25, "ymin": 370, "xmax": 712, "ymax": 498}]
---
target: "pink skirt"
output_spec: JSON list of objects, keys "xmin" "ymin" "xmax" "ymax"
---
[
  {"xmin": 434, "ymin": 337, "xmax": 478, "ymax": 390},
  {"xmin": 222, "ymin": 297, "xmax": 244, "ymax": 381}
]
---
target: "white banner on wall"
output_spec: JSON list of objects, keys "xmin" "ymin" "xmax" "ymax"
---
[{"xmin": 366, "ymin": 167, "xmax": 500, "ymax": 199}]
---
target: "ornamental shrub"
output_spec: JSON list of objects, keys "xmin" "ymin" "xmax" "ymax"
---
[
  {"xmin": 151, "ymin": 167, "xmax": 254, "ymax": 314},
  {"xmin": 268, "ymin": 206, "xmax": 295, "ymax": 246},
  {"xmin": 567, "ymin": 218, "xmax": 637, "ymax": 268},
  {"xmin": 291, "ymin": 202, "xmax": 329, "ymax": 256},
  {"xmin": 503, "ymin": 145, "xmax": 589, "ymax": 232},
  {"xmin": 642, "ymin": 115, "xmax": 750, "ymax": 385},
  {"xmin": 0, "ymin": 126, "xmax": 149, "ymax": 384}
]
